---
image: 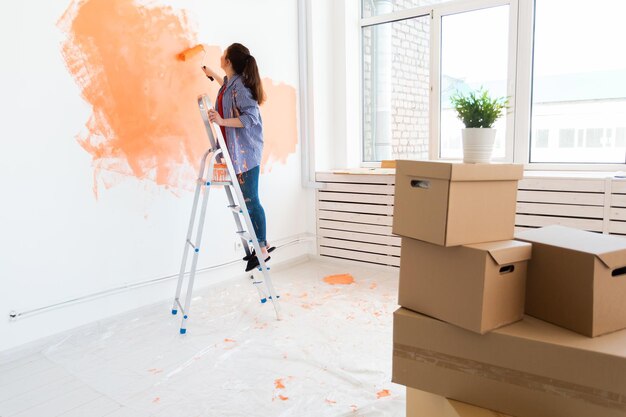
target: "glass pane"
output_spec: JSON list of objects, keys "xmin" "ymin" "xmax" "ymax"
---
[
  {"xmin": 530, "ymin": 0, "xmax": 626, "ymax": 164},
  {"xmin": 363, "ymin": 0, "xmax": 449, "ymax": 19},
  {"xmin": 439, "ymin": 5, "xmax": 510, "ymax": 160},
  {"xmin": 362, "ymin": 15, "xmax": 430, "ymax": 162}
]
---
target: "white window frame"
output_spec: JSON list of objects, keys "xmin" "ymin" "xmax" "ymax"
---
[{"xmin": 359, "ymin": 0, "xmax": 626, "ymax": 171}]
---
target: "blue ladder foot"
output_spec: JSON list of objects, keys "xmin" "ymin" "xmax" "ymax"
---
[
  {"xmin": 260, "ymin": 298, "xmax": 267, "ymax": 304},
  {"xmin": 171, "ymin": 309, "xmax": 177, "ymax": 315},
  {"xmin": 180, "ymin": 328, "xmax": 187, "ymax": 334}
]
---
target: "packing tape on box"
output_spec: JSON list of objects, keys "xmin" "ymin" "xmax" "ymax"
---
[{"xmin": 394, "ymin": 343, "xmax": 626, "ymax": 412}]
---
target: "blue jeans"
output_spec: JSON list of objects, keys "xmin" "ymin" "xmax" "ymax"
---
[{"xmin": 237, "ymin": 165, "xmax": 267, "ymax": 247}]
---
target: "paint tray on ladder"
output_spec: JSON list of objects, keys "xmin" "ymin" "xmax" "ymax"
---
[{"xmin": 212, "ymin": 163, "xmax": 231, "ymax": 182}]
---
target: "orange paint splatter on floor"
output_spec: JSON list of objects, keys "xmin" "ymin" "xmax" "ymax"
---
[
  {"xmin": 323, "ymin": 274, "xmax": 355, "ymax": 285},
  {"xmin": 325, "ymin": 399, "xmax": 337, "ymax": 405},
  {"xmin": 224, "ymin": 338, "xmax": 236, "ymax": 343},
  {"xmin": 376, "ymin": 389, "xmax": 391, "ymax": 399},
  {"xmin": 278, "ymin": 395, "xmax": 289, "ymax": 401},
  {"xmin": 369, "ymin": 282, "xmax": 377, "ymax": 290},
  {"xmin": 58, "ymin": 0, "xmax": 297, "ymax": 196},
  {"xmin": 152, "ymin": 397, "xmax": 160, "ymax": 403},
  {"xmin": 274, "ymin": 378, "xmax": 286, "ymax": 389}
]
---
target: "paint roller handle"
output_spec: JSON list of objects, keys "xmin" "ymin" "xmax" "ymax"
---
[{"xmin": 202, "ymin": 66, "xmax": 215, "ymax": 82}]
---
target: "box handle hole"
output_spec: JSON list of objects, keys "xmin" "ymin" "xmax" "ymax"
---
[
  {"xmin": 410, "ymin": 179, "xmax": 430, "ymax": 189},
  {"xmin": 612, "ymin": 266, "xmax": 626, "ymax": 277},
  {"xmin": 499, "ymin": 265, "xmax": 515, "ymax": 274}
]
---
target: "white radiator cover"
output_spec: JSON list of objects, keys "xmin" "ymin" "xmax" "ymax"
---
[{"xmin": 316, "ymin": 170, "xmax": 626, "ymax": 267}]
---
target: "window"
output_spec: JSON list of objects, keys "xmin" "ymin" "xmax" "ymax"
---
[
  {"xmin": 534, "ymin": 129, "xmax": 549, "ymax": 148},
  {"xmin": 362, "ymin": 14, "xmax": 430, "ymax": 162},
  {"xmin": 617, "ymin": 128, "xmax": 626, "ymax": 148},
  {"xmin": 558, "ymin": 129, "xmax": 575, "ymax": 148},
  {"xmin": 360, "ymin": 0, "xmax": 626, "ymax": 167},
  {"xmin": 438, "ymin": 5, "xmax": 511, "ymax": 160},
  {"xmin": 529, "ymin": 0, "xmax": 626, "ymax": 164},
  {"xmin": 585, "ymin": 128, "xmax": 603, "ymax": 148}
]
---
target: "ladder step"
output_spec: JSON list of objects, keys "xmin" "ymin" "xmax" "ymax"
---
[
  {"xmin": 236, "ymin": 230, "xmax": 253, "ymax": 242},
  {"xmin": 199, "ymin": 179, "xmax": 232, "ymax": 186},
  {"xmin": 228, "ymin": 205, "xmax": 244, "ymax": 214}
]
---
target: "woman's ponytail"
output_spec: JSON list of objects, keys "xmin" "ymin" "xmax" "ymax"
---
[
  {"xmin": 242, "ymin": 55, "xmax": 265, "ymax": 105},
  {"xmin": 226, "ymin": 43, "xmax": 266, "ymax": 105}
]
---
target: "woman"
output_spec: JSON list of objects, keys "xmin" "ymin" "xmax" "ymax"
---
[{"xmin": 203, "ymin": 43, "xmax": 274, "ymax": 272}]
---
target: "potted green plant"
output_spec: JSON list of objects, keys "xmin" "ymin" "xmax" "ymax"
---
[{"xmin": 449, "ymin": 88, "xmax": 508, "ymax": 163}]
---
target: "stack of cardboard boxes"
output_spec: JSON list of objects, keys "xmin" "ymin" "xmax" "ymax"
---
[{"xmin": 391, "ymin": 160, "xmax": 626, "ymax": 417}]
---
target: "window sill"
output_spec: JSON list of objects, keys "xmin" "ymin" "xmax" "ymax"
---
[{"xmin": 326, "ymin": 167, "xmax": 626, "ymax": 180}]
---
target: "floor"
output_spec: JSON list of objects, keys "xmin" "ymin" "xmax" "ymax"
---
[{"xmin": 0, "ymin": 259, "xmax": 406, "ymax": 417}]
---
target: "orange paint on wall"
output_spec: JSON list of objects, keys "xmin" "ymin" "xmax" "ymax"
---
[
  {"xmin": 260, "ymin": 79, "xmax": 298, "ymax": 172},
  {"xmin": 323, "ymin": 274, "xmax": 355, "ymax": 285},
  {"xmin": 58, "ymin": 0, "xmax": 297, "ymax": 196}
]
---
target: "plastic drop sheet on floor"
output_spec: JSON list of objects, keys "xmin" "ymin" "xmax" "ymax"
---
[{"xmin": 41, "ymin": 260, "xmax": 406, "ymax": 417}]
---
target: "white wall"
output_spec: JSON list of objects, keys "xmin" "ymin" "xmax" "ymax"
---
[
  {"xmin": 0, "ymin": 0, "xmax": 314, "ymax": 353},
  {"xmin": 310, "ymin": 0, "xmax": 361, "ymax": 171}
]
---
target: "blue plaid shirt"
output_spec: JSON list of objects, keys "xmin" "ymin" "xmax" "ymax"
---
[{"xmin": 217, "ymin": 74, "xmax": 264, "ymax": 175}]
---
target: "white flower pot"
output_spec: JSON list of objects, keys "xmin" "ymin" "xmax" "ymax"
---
[{"xmin": 462, "ymin": 128, "xmax": 496, "ymax": 164}]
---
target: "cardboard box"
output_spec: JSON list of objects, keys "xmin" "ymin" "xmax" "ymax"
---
[
  {"xmin": 407, "ymin": 387, "xmax": 513, "ymax": 417},
  {"xmin": 393, "ymin": 307, "xmax": 626, "ymax": 417},
  {"xmin": 516, "ymin": 225, "xmax": 626, "ymax": 337},
  {"xmin": 399, "ymin": 238, "xmax": 531, "ymax": 334},
  {"xmin": 393, "ymin": 160, "xmax": 523, "ymax": 246}
]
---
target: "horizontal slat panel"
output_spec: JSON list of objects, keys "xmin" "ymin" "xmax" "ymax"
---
[
  {"xmin": 318, "ymin": 219, "xmax": 393, "ymax": 236},
  {"xmin": 518, "ymin": 178, "xmax": 604, "ymax": 192},
  {"xmin": 316, "ymin": 172, "xmax": 394, "ymax": 184},
  {"xmin": 318, "ymin": 201, "xmax": 394, "ymax": 215},
  {"xmin": 612, "ymin": 181, "xmax": 626, "ymax": 194},
  {"xmin": 318, "ymin": 191, "xmax": 394, "ymax": 205},
  {"xmin": 320, "ymin": 182, "xmax": 395, "ymax": 195},
  {"xmin": 318, "ymin": 228, "xmax": 401, "ymax": 246},
  {"xmin": 317, "ymin": 210, "xmax": 394, "ymax": 226},
  {"xmin": 609, "ymin": 221, "xmax": 626, "ymax": 235},
  {"xmin": 319, "ymin": 237, "xmax": 401, "ymax": 256},
  {"xmin": 612, "ymin": 194, "xmax": 626, "ymax": 208},
  {"xmin": 514, "ymin": 226, "xmax": 537, "ymax": 235},
  {"xmin": 319, "ymin": 246, "xmax": 400, "ymax": 267},
  {"xmin": 315, "ymin": 172, "xmax": 626, "ymax": 265},
  {"xmin": 517, "ymin": 190, "xmax": 604, "ymax": 206},
  {"xmin": 611, "ymin": 208, "xmax": 626, "ymax": 221},
  {"xmin": 516, "ymin": 202, "xmax": 603, "ymax": 218},
  {"xmin": 515, "ymin": 214, "xmax": 603, "ymax": 231}
]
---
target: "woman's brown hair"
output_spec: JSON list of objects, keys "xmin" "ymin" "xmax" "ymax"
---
[{"xmin": 226, "ymin": 43, "xmax": 266, "ymax": 105}]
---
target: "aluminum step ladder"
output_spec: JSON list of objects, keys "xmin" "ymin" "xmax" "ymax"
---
[{"xmin": 171, "ymin": 94, "xmax": 281, "ymax": 334}]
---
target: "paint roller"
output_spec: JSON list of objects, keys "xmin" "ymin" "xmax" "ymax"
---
[{"xmin": 177, "ymin": 44, "xmax": 214, "ymax": 81}]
